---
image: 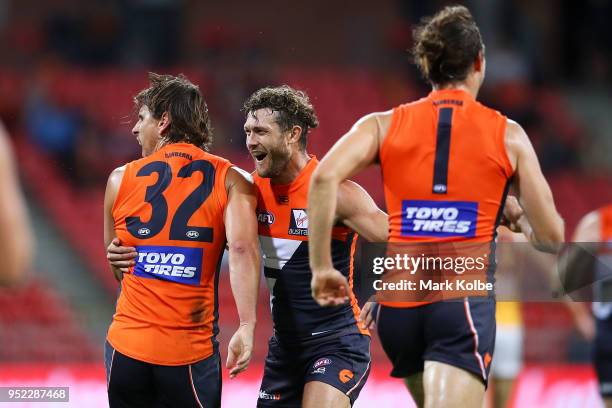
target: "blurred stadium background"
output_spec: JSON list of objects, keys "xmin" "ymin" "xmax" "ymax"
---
[{"xmin": 0, "ymin": 0, "xmax": 610, "ymax": 406}]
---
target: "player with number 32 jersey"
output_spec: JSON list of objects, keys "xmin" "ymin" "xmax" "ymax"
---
[{"xmin": 109, "ymin": 142, "xmax": 232, "ymax": 365}]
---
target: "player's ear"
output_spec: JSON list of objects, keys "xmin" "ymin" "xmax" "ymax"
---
[
  {"xmin": 474, "ymin": 51, "xmax": 484, "ymax": 73},
  {"xmin": 288, "ymin": 125, "xmax": 303, "ymax": 145},
  {"xmin": 158, "ymin": 112, "xmax": 171, "ymax": 135}
]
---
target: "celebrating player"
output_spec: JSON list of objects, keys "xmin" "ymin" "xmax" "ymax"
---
[
  {"xmin": 308, "ymin": 5, "xmax": 563, "ymax": 408},
  {"xmin": 244, "ymin": 86, "xmax": 386, "ymax": 408},
  {"xmin": 103, "ymin": 73, "xmax": 260, "ymax": 408},
  {"xmin": 109, "ymin": 85, "xmax": 387, "ymax": 407}
]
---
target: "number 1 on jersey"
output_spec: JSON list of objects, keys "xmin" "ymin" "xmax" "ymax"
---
[{"xmin": 432, "ymin": 107, "xmax": 453, "ymax": 194}]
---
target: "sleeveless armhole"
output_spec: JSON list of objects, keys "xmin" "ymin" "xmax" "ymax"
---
[
  {"xmin": 379, "ymin": 106, "xmax": 404, "ymax": 163},
  {"xmin": 496, "ymin": 115, "xmax": 514, "ymax": 178},
  {"xmin": 111, "ymin": 162, "xmax": 133, "ymax": 216}
]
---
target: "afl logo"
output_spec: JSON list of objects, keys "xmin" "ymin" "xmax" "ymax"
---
[
  {"xmin": 138, "ymin": 228, "xmax": 151, "ymax": 236},
  {"xmin": 257, "ymin": 210, "xmax": 275, "ymax": 225},
  {"xmin": 313, "ymin": 358, "xmax": 332, "ymax": 369},
  {"xmin": 186, "ymin": 230, "xmax": 200, "ymax": 239}
]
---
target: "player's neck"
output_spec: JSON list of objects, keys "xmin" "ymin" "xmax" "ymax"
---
[
  {"xmin": 271, "ymin": 151, "xmax": 310, "ymax": 185},
  {"xmin": 433, "ymin": 80, "xmax": 480, "ymax": 99}
]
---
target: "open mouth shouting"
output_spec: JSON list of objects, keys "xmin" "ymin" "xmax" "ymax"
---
[{"xmin": 251, "ymin": 150, "xmax": 268, "ymax": 163}]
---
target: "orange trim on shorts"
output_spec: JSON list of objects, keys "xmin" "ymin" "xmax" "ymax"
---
[
  {"xmin": 463, "ymin": 298, "xmax": 487, "ymax": 381},
  {"xmin": 348, "ymin": 235, "xmax": 369, "ymax": 336}
]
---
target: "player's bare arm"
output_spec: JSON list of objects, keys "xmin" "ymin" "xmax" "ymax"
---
[
  {"xmin": 0, "ymin": 124, "xmax": 33, "ymax": 285},
  {"xmin": 335, "ymin": 180, "xmax": 388, "ymax": 328},
  {"xmin": 224, "ymin": 166, "xmax": 260, "ymax": 378},
  {"xmin": 505, "ymin": 119, "xmax": 564, "ymax": 252},
  {"xmin": 308, "ymin": 112, "xmax": 390, "ymax": 306},
  {"xmin": 336, "ymin": 180, "xmax": 388, "ymax": 242},
  {"xmin": 103, "ymin": 165, "xmax": 126, "ymax": 282}
]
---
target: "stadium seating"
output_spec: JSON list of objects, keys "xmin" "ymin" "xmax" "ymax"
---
[{"xmin": 0, "ymin": 278, "xmax": 99, "ymax": 362}]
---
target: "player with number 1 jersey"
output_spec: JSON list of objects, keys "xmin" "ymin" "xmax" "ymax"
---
[{"xmin": 308, "ymin": 6, "xmax": 563, "ymax": 408}]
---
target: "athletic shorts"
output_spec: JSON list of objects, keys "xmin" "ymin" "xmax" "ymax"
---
[
  {"xmin": 377, "ymin": 297, "xmax": 496, "ymax": 386},
  {"xmin": 105, "ymin": 341, "xmax": 221, "ymax": 408},
  {"xmin": 595, "ymin": 317, "xmax": 612, "ymax": 396},
  {"xmin": 257, "ymin": 332, "xmax": 371, "ymax": 407}
]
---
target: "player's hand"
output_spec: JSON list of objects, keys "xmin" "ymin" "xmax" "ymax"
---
[
  {"xmin": 501, "ymin": 195, "xmax": 524, "ymax": 231},
  {"xmin": 107, "ymin": 238, "xmax": 137, "ymax": 273},
  {"xmin": 359, "ymin": 301, "xmax": 379, "ymax": 330},
  {"xmin": 226, "ymin": 322, "xmax": 255, "ymax": 379},
  {"xmin": 311, "ymin": 268, "xmax": 349, "ymax": 307}
]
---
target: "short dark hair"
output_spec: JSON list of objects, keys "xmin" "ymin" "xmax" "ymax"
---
[
  {"xmin": 412, "ymin": 5, "xmax": 484, "ymax": 86},
  {"xmin": 134, "ymin": 72, "xmax": 213, "ymax": 150},
  {"xmin": 242, "ymin": 85, "xmax": 319, "ymax": 150}
]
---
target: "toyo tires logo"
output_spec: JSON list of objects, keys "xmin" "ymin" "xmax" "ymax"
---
[
  {"xmin": 133, "ymin": 245, "xmax": 203, "ymax": 285},
  {"xmin": 401, "ymin": 200, "xmax": 478, "ymax": 237}
]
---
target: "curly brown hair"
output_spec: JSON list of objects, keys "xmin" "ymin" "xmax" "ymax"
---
[
  {"xmin": 242, "ymin": 85, "xmax": 319, "ymax": 150},
  {"xmin": 413, "ymin": 5, "xmax": 484, "ymax": 86},
  {"xmin": 134, "ymin": 72, "xmax": 213, "ymax": 151}
]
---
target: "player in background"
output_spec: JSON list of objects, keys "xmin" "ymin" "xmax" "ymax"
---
[
  {"xmin": 487, "ymin": 227, "xmax": 525, "ymax": 408},
  {"xmin": 0, "ymin": 120, "xmax": 33, "ymax": 286},
  {"xmin": 562, "ymin": 205, "xmax": 612, "ymax": 408},
  {"xmin": 108, "ymin": 85, "xmax": 387, "ymax": 407},
  {"xmin": 103, "ymin": 73, "xmax": 260, "ymax": 408},
  {"xmin": 308, "ymin": 5, "xmax": 563, "ymax": 408}
]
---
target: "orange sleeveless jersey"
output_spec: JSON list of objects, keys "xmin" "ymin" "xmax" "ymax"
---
[
  {"xmin": 108, "ymin": 143, "xmax": 232, "ymax": 365},
  {"xmin": 379, "ymin": 89, "xmax": 514, "ymax": 307},
  {"xmin": 254, "ymin": 157, "xmax": 368, "ymax": 338}
]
